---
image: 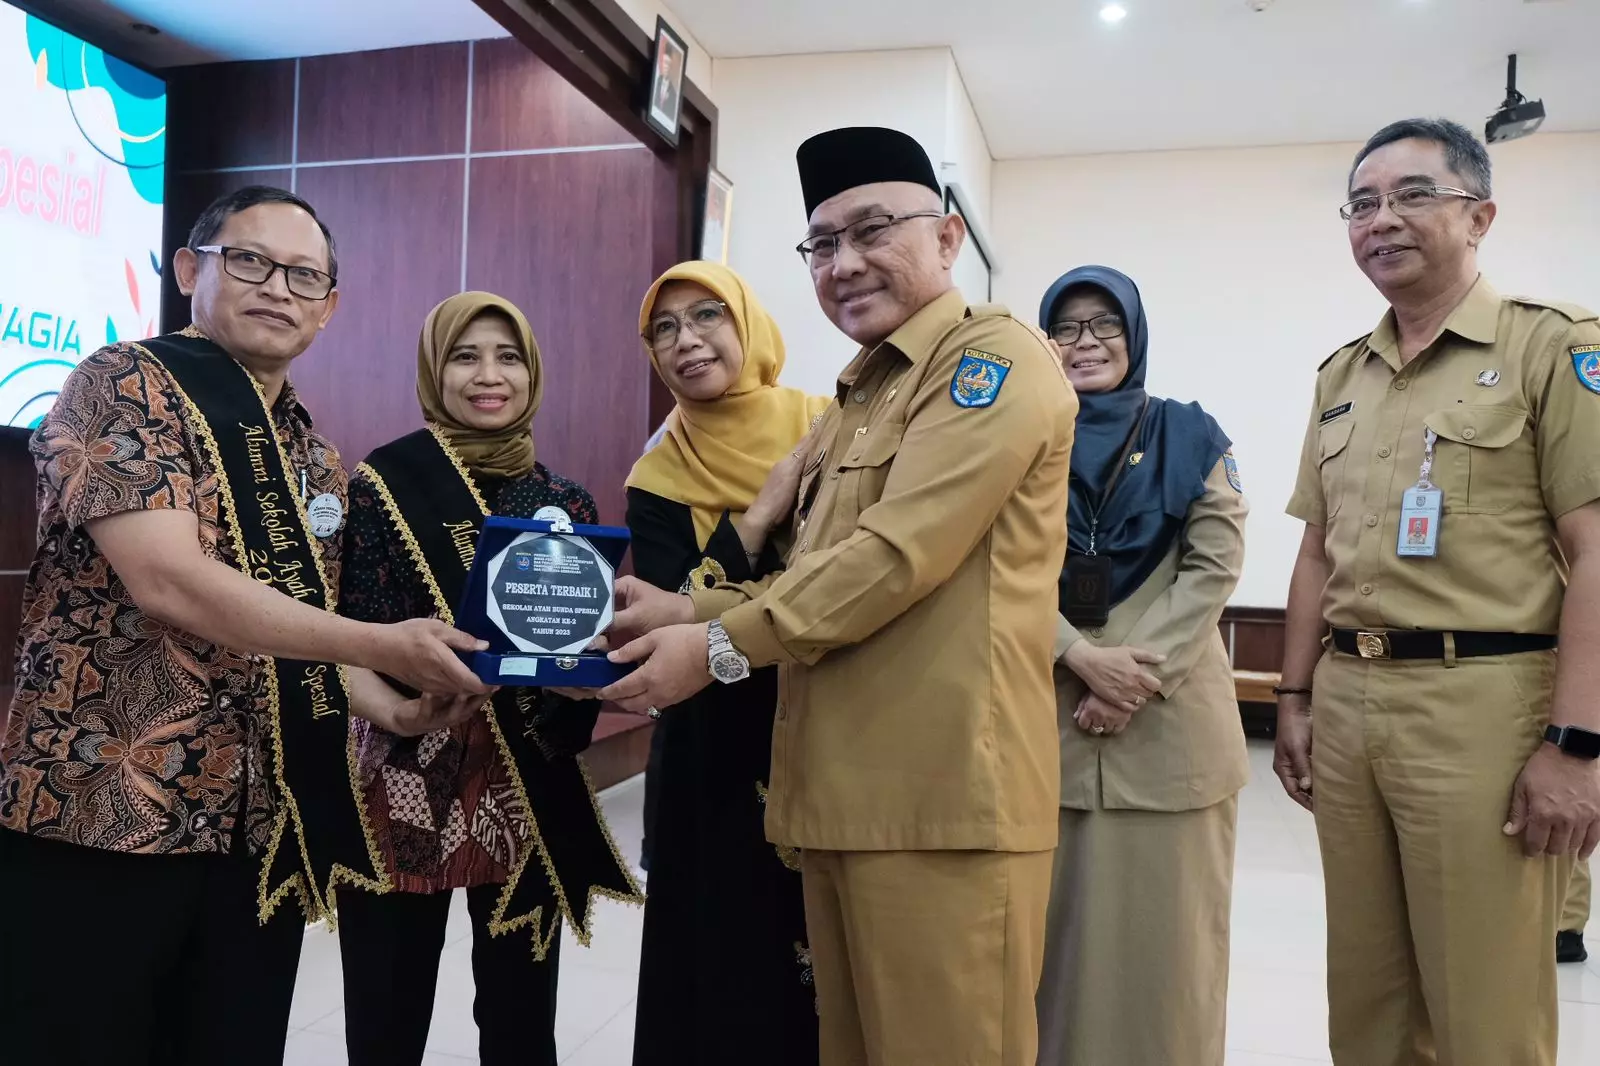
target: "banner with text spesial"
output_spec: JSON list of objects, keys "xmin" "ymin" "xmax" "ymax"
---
[{"xmin": 0, "ymin": 3, "xmax": 165, "ymax": 429}]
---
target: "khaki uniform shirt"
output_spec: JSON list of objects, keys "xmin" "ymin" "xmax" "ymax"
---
[
  {"xmin": 1054, "ymin": 459, "xmax": 1250, "ymax": 812},
  {"xmin": 690, "ymin": 290, "xmax": 1078, "ymax": 853},
  {"xmin": 1286, "ymin": 277, "xmax": 1600, "ymax": 631}
]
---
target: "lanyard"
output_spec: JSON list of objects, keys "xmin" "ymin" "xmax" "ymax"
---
[
  {"xmin": 1417, "ymin": 427, "xmax": 1438, "ymax": 488},
  {"xmin": 1082, "ymin": 397, "xmax": 1150, "ymax": 556}
]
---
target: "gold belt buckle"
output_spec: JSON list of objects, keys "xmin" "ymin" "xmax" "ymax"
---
[{"xmin": 1355, "ymin": 631, "xmax": 1391, "ymax": 660}]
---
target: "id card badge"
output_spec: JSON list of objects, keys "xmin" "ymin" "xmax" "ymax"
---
[
  {"xmin": 1062, "ymin": 554, "xmax": 1112, "ymax": 627},
  {"xmin": 1397, "ymin": 428, "xmax": 1442, "ymax": 558},
  {"xmin": 1397, "ymin": 487, "xmax": 1442, "ymax": 557}
]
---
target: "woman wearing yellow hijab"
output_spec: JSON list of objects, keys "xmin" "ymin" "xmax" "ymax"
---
[
  {"xmin": 335, "ymin": 292, "xmax": 639, "ymax": 1066},
  {"xmin": 627, "ymin": 262, "xmax": 829, "ymax": 1066}
]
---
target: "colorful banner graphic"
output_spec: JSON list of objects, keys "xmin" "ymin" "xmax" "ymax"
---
[{"xmin": 0, "ymin": 2, "xmax": 165, "ymax": 428}]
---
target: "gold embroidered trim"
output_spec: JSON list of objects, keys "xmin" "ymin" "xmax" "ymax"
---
[
  {"xmin": 755, "ymin": 782, "xmax": 802, "ymax": 872},
  {"xmin": 137, "ymin": 341, "xmax": 389, "ymax": 926}
]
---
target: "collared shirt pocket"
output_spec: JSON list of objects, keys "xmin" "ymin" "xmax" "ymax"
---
[
  {"xmin": 1317, "ymin": 418, "xmax": 1355, "ymax": 520},
  {"xmin": 1425, "ymin": 405, "xmax": 1530, "ymax": 514},
  {"xmin": 834, "ymin": 421, "xmax": 906, "ymax": 530}
]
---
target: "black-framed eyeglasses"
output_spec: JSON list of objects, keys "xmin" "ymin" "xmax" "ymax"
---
[
  {"xmin": 795, "ymin": 212, "xmax": 944, "ymax": 266},
  {"xmin": 1049, "ymin": 313, "xmax": 1125, "ymax": 346},
  {"xmin": 644, "ymin": 299, "xmax": 729, "ymax": 350},
  {"xmin": 1338, "ymin": 184, "xmax": 1481, "ymax": 224},
  {"xmin": 193, "ymin": 245, "xmax": 337, "ymax": 301}
]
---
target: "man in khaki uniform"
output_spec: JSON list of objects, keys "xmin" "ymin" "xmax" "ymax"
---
[
  {"xmin": 601, "ymin": 126, "xmax": 1077, "ymax": 1065},
  {"xmin": 1274, "ymin": 118, "xmax": 1600, "ymax": 1066}
]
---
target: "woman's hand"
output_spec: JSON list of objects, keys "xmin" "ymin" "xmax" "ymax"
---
[
  {"xmin": 736, "ymin": 447, "xmax": 806, "ymax": 553},
  {"xmin": 1063, "ymin": 642, "xmax": 1165, "ymax": 712},
  {"xmin": 1074, "ymin": 691, "xmax": 1137, "ymax": 737},
  {"xmin": 375, "ymin": 690, "xmax": 495, "ymax": 737}
]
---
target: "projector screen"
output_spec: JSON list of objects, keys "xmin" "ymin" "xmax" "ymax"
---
[{"xmin": 0, "ymin": 3, "xmax": 165, "ymax": 429}]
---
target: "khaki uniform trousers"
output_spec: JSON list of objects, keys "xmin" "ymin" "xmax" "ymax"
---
[
  {"xmin": 1035, "ymin": 798, "xmax": 1238, "ymax": 1066},
  {"xmin": 1562, "ymin": 858, "xmax": 1591, "ymax": 934},
  {"xmin": 1312, "ymin": 650, "xmax": 1573, "ymax": 1066},
  {"xmin": 799, "ymin": 848, "xmax": 1053, "ymax": 1066}
]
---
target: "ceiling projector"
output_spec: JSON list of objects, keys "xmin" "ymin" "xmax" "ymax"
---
[{"xmin": 1486, "ymin": 54, "xmax": 1545, "ymax": 144}]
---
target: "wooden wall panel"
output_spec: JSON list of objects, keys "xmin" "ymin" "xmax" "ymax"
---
[
  {"xmin": 289, "ymin": 161, "xmax": 466, "ymax": 465},
  {"xmin": 166, "ymin": 61, "xmax": 297, "ymax": 171},
  {"xmin": 465, "ymin": 148, "xmax": 658, "ymax": 525},
  {"xmin": 470, "ymin": 38, "xmax": 634, "ymax": 153},
  {"xmin": 298, "ymin": 45, "xmax": 470, "ymax": 163}
]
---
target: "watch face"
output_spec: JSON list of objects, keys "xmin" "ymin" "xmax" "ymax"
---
[
  {"xmin": 1566, "ymin": 726, "xmax": 1600, "ymax": 761},
  {"xmin": 711, "ymin": 653, "xmax": 749, "ymax": 684}
]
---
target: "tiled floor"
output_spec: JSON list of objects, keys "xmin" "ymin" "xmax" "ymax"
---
[{"xmin": 286, "ymin": 741, "xmax": 1600, "ymax": 1064}]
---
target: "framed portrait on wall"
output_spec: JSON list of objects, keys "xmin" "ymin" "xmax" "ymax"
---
[
  {"xmin": 701, "ymin": 169, "xmax": 733, "ymax": 263},
  {"xmin": 645, "ymin": 17, "xmax": 689, "ymax": 146}
]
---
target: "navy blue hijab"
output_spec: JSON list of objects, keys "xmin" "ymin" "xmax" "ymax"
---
[{"xmin": 1040, "ymin": 265, "xmax": 1231, "ymax": 609}]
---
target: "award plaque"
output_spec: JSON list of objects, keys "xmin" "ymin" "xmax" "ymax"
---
[{"xmin": 456, "ymin": 514, "xmax": 635, "ymax": 687}]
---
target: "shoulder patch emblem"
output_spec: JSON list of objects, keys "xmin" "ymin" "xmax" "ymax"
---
[
  {"xmin": 1573, "ymin": 345, "xmax": 1600, "ymax": 395},
  {"xmin": 1224, "ymin": 450, "xmax": 1242, "ymax": 492},
  {"xmin": 950, "ymin": 349, "xmax": 1012, "ymax": 409}
]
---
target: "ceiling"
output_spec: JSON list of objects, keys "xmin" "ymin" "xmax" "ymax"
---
[
  {"xmin": 25, "ymin": 0, "xmax": 507, "ymax": 67},
  {"xmin": 670, "ymin": 0, "xmax": 1600, "ymax": 157},
  {"xmin": 24, "ymin": 0, "xmax": 1600, "ymax": 157}
]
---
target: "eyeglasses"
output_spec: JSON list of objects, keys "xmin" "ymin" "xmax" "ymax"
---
[
  {"xmin": 193, "ymin": 245, "xmax": 337, "ymax": 301},
  {"xmin": 1338, "ymin": 184, "xmax": 1481, "ymax": 224},
  {"xmin": 795, "ymin": 212, "xmax": 944, "ymax": 266},
  {"xmin": 645, "ymin": 299, "xmax": 728, "ymax": 350},
  {"xmin": 1049, "ymin": 313, "xmax": 1125, "ymax": 346}
]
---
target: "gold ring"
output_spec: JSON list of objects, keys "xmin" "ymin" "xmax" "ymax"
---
[{"xmin": 1091, "ymin": 725, "xmax": 1105, "ymax": 735}]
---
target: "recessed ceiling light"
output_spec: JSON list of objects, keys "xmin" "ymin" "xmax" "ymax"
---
[{"xmin": 1099, "ymin": 4, "xmax": 1129, "ymax": 24}]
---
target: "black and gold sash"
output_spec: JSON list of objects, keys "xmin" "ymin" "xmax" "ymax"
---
[
  {"xmin": 359, "ymin": 425, "xmax": 641, "ymax": 957},
  {"xmin": 139, "ymin": 329, "xmax": 387, "ymax": 924}
]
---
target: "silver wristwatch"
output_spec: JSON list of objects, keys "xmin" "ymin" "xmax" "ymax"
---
[{"xmin": 707, "ymin": 620, "xmax": 751, "ymax": 684}]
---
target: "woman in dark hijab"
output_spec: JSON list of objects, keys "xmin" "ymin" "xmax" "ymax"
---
[{"xmin": 1034, "ymin": 265, "xmax": 1250, "ymax": 1066}]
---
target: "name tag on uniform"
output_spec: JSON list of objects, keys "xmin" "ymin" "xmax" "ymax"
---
[
  {"xmin": 1397, "ymin": 487, "xmax": 1442, "ymax": 558},
  {"xmin": 1062, "ymin": 554, "xmax": 1112, "ymax": 627}
]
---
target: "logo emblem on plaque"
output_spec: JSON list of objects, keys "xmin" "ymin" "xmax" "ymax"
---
[{"xmin": 486, "ymin": 532, "xmax": 615, "ymax": 655}]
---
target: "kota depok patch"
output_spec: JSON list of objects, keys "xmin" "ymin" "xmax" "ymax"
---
[
  {"xmin": 1571, "ymin": 345, "xmax": 1600, "ymax": 395},
  {"xmin": 949, "ymin": 349, "xmax": 1012, "ymax": 409}
]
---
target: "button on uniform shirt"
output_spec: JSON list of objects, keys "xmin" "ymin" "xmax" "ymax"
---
[
  {"xmin": 1286, "ymin": 277, "xmax": 1600, "ymax": 632},
  {"xmin": 0, "ymin": 342, "xmax": 345, "ymax": 855},
  {"xmin": 691, "ymin": 290, "xmax": 1078, "ymax": 853}
]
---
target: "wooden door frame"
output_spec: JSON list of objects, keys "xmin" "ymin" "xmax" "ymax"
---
[{"xmin": 472, "ymin": 0, "xmax": 716, "ymax": 430}]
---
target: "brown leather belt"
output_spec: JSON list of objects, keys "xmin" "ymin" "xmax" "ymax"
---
[{"xmin": 1330, "ymin": 629, "xmax": 1557, "ymax": 661}]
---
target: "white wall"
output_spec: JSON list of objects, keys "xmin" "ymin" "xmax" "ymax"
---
[
  {"xmin": 611, "ymin": 0, "xmax": 714, "ymax": 94},
  {"xmin": 710, "ymin": 48, "xmax": 995, "ymax": 397},
  {"xmin": 992, "ymin": 131, "xmax": 1600, "ymax": 607}
]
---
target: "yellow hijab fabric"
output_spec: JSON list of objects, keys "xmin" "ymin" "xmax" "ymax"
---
[
  {"xmin": 416, "ymin": 291, "xmax": 544, "ymax": 480},
  {"xmin": 626, "ymin": 262, "xmax": 832, "ymax": 547}
]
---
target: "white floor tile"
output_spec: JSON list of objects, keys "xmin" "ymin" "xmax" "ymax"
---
[{"xmin": 563, "ymin": 1008, "xmax": 638, "ymax": 1066}]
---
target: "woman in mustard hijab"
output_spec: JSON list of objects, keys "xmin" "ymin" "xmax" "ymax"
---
[
  {"xmin": 627, "ymin": 262, "xmax": 830, "ymax": 1065},
  {"xmin": 335, "ymin": 292, "xmax": 639, "ymax": 1066}
]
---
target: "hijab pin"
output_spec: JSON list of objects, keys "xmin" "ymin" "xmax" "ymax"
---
[
  {"xmin": 1476, "ymin": 370, "xmax": 1501, "ymax": 387},
  {"xmin": 1128, "ymin": 452, "xmax": 1144, "ymax": 467}
]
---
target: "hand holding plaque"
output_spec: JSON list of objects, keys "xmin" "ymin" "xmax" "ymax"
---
[{"xmin": 456, "ymin": 513, "xmax": 637, "ymax": 688}]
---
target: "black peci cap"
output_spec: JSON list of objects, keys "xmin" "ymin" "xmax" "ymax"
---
[{"xmin": 796, "ymin": 126, "xmax": 941, "ymax": 218}]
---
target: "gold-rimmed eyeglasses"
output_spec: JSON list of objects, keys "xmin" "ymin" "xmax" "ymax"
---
[{"xmin": 644, "ymin": 299, "xmax": 729, "ymax": 350}]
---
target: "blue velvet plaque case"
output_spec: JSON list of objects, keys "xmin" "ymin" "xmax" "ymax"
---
[{"xmin": 456, "ymin": 516, "xmax": 635, "ymax": 687}]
